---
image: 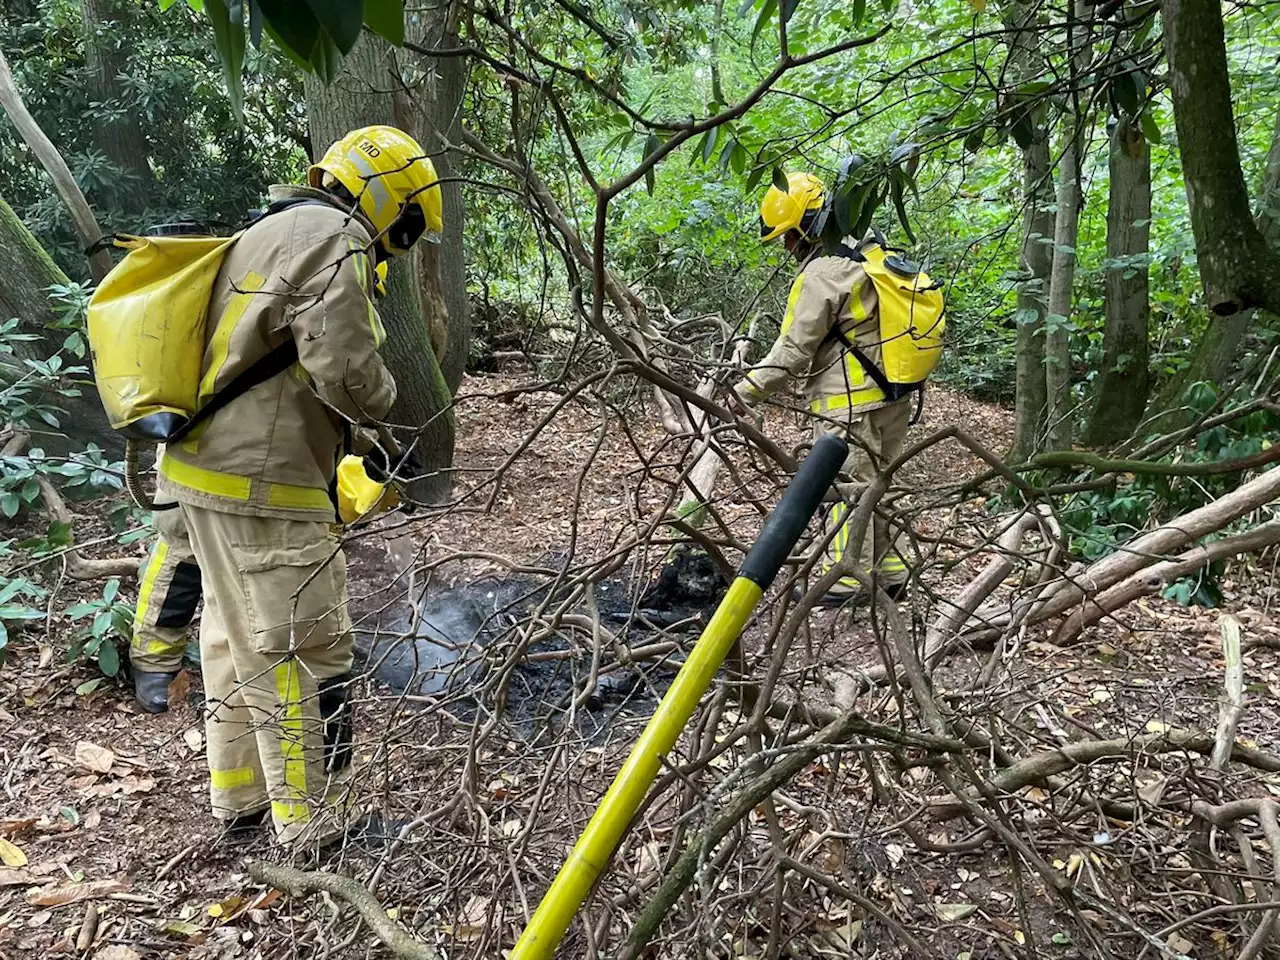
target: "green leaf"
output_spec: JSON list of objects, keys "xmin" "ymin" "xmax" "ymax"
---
[
  {"xmin": 102, "ymin": 578, "xmax": 120, "ymax": 605},
  {"xmin": 159, "ymin": 0, "xmax": 181, "ymax": 11},
  {"xmin": 76, "ymin": 677, "xmax": 104, "ymax": 696},
  {"xmin": 851, "ymin": 0, "xmax": 866, "ymax": 26},
  {"xmin": 889, "ymin": 168, "xmax": 916, "ymax": 244},
  {"xmin": 0, "ymin": 494, "xmax": 19, "ymax": 519},
  {"xmin": 737, "ymin": 0, "xmax": 759, "ymax": 17},
  {"xmin": 363, "ymin": 0, "xmax": 405, "ymax": 46},
  {"xmin": 1010, "ymin": 114, "xmax": 1034, "ymax": 149},
  {"xmin": 730, "ymin": 142, "xmax": 747, "ymax": 176},
  {"xmin": 1139, "ymin": 109, "xmax": 1162, "ymax": 145},
  {"xmin": 700, "ymin": 126, "xmax": 720, "ymax": 164},
  {"xmin": 1113, "ymin": 69, "xmax": 1142, "ymax": 116},
  {"xmin": 205, "ymin": 0, "xmax": 246, "ymax": 124},
  {"xmin": 59, "ymin": 806, "xmax": 79, "ymax": 826},
  {"xmin": 780, "ymin": 0, "xmax": 801, "ymax": 24},
  {"xmin": 643, "ymin": 133, "xmax": 660, "ymax": 196},
  {"xmin": 745, "ymin": 163, "xmax": 767, "ymax": 193},
  {"xmin": 751, "ymin": 0, "xmax": 778, "ymax": 48},
  {"xmin": 0, "ymin": 605, "xmax": 43, "ymax": 621},
  {"xmin": 0, "ymin": 620, "xmax": 7, "ymax": 655},
  {"xmin": 771, "ymin": 165, "xmax": 789, "ymax": 192},
  {"xmin": 304, "ymin": 0, "xmax": 363, "ymax": 54},
  {"xmin": 97, "ymin": 641, "xmax": 120, "ymax": 677}
]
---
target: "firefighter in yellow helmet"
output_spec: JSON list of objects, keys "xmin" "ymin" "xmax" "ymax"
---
[
  {"xmin": 129, "ymin": 258, "xmax": 398, "ymax": 714},
  {"xmin": 728, "ymin": 171, "xmax": 911, "ymax": 607},
  {"xmin": 154, "ymin": 125, "xmax": 440, "ymax": 847}
]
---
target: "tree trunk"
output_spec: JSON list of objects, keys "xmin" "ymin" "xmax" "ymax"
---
[
  {"xmin": 81, "ymin": 0, "xmax": 154, "ymax": 216},
  {"xmin": 0, "ymin": 194, "xmax": 116, "ymax": 452},
  {"xmin": 396, "ymin": 5, "xmax": 470, "ymax": 394},
  {"xmin": 1161, "ymin": 0, "xmax": 1280, "ymax": 316},
  {"xmin": 0, "ymin": 47, "xmax": 112, "ymax": 282},
  {"xmin": 1009, "ymin": 132, "xmax": 1055, "ymax": 462},
  {"xmin": 1148, "ymin": 105, "xmax": 1280, "ymax": 428},
  {"xmin": 305, "ymin": 33, "xmax": 456, "ymax": 503},
  {"xmin": 1085, "ymin": 118, "xmax": 1151, "ymax": 445},
  {"xmin": 1043, "ymin": 0, "xmax": 1090, "ymax": 451}
]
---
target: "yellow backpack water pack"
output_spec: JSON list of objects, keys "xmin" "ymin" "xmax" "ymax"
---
[
  {"xmin": 88, "ymin": 229, "xmax": 239, "ymax": 441},
  {"xmin": 830, "ymin": 239, "xmax": 945, "ymax": 408}
]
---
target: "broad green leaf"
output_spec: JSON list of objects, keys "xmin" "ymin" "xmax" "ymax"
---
[
  {"xmin": 0, "ymin": 605, "xmax": 44, "ymax": 620},
  {"xmin": 700, "ymin": 126, "xmax": 720, "ymax": 164},
  {"xmin": 102, "ymin": 578, "xmax": 120, "ymax": 605},
  {"xmin": 730, "ymin": 142, "xmax": 747, "ymax": 176},
  {"xmin": 205, "ymin": 0, "xmax": 246, "ymax": 123},
  {"xmin": 76, "ymin": 677, "xmax": 105, "ymax": 695},
  {"xmin": 890, "ymin": 168, "xmax": 916, "ymax": 244},
  {"xmin": 964, "ymin": 127, "xmax": 985, "ymax": 153},
  {"xmin": 304, "ymin": 0, "xmax": 363, "ymax": 55},
  {"xmin": 772, "ymin": 166, "xmax": 789, "ymax": 192},
  {"xmin": 363, "ymin": 0, "xmax": 405, "ymax": 46},
  {"xmin": 643, "ymin": 133, "xmax": 660, "ymax": 195},
  {"xmin": 751, "ymin": 0, "xmax": 778, "ymax": 49},
  {"xmin": 781, "ymin": 0, "xmax": 801, "ymax": 24},
  {"xmin": 1010, "ymin": 114, "xmax": 1034, "ymax": 149},
  {"xmin": 745, "ymin": 163, "xmax": 767, "ymax": 193},
  {"xmin": 1140, "ymin": 109, "xmax": 1162, "ymax": 145},
  {"xmin": 1113, "ymin": 69, "xmax": 1142, "ymax": 116},
  {"xmin": 0, "ymin": 494, "xmax": 19, "ymax": 519},
  {"xmin": 97, "ymin": 642, "xmax": 120, "ymax": 677},
  {"xmin": 852, "ymin": 0, "xmax": 866, "ymax": 26}
]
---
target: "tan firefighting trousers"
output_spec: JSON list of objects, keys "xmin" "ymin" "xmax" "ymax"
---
[
  {"xmin": 130, "ymin": 507, "xmax": 202, "ymax": 673},
  {"xmin": 179, "ymin": 503, "xmax": 355, "ymax": 845},
  {"xmin": 818, "ymin": 399, "xmax": 912, "ymax": 596}
]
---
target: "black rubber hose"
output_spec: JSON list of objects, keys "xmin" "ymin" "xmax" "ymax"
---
[{"xmin": 738, "ymin": 432, "xmax": 848, "ymax": 589}]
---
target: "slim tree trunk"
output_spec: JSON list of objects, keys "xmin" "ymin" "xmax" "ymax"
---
[
  {"xmin": 1085, "ymin": 117, "xmax": 1151, "ymax": 444},
  {"xmin": 1043, "ymin": 0, "xmax": 1091, "ymax": 451},
  {"xmin": 81, "ymin": 0, "xmax": 154, "ymax": 216},
  {"xmin": 1010, "ymin": 133, "xmax": 1055, "ymax": 462},
  {"xmin": 1161, "ymin": 0, "xmax": 1280, "ymax": 316},
  {"xmin": 0, "ymin": 47, "xmax": 112, "ymax": 282},
  {"xmin": 306, "ymin": 33, "xmax": 456, "ymax": 503},
  {"xmin": 0, "ymin": 194, "xmax": 116, "ymax": 451}
]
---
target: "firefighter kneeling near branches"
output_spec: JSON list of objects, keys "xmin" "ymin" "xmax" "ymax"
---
[
  {"xmin": 727, "ymin": 171, "xmax": 945, "ymax": 609},
  {"xmin": 92, "ymin": 125, "xmax": 440, "ymax": 848}
]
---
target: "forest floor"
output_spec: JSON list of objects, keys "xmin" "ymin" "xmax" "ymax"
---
[{"xmin": 2, "ymin": 373, "xmax": 1279, "ymax": 959}]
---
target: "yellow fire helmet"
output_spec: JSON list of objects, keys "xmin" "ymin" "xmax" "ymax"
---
[
  {"xmin": 759, "ymin": 171, "xmax": 826, "ymax": 243},
  {"xmin": 374, "ymin": 260, "xmax": 388, "ymax": 298},
  {"xmin": 308, "ymin": 125, "xmax": 443, "ymax": 256}
]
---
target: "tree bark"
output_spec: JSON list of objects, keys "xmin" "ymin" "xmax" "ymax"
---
[
  {"xmin": 305, "ymin": 32, "xmax": 456, "ymax": 503},
  {"xmin": 0, "ymin": 194, "xmax": 116, "ymax": 451},
  {"xmin": 0, "ymin": 47, "xmax": 112, "ymax": 282},
  {"xmin": 1149, "ymin": 105, "xmax": 1280, "ymax": 427},
  {"xmin": 396, "ymin": 6, "xmax": 470, "ymax": 394},
  {"xmin": 1009, "ymin": 132, "xmax": 1055, "ymax": 461},
  {"xmin": 1161, "ymin": 0, "xmax": 1280, "ymax": 316},
  {"xmin": 1085, "ymin": 117, "xmax": 1151, "ymax": 445},
  {"xmin": 1043, "ymin": 0, "xmax": 1090, "ymax": 451},
  {"xmin": 81, "ymin": 0, "xmax": 154, "ymax": 216}
]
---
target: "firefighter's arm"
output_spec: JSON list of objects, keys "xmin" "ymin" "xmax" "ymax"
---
[
  {"xmin": 289, "ymin": 230, "xmax": 397, "ymax": 423},
  {"xmin": 732, "ymin": 262, "xmax": 845, "ymax": 405}
]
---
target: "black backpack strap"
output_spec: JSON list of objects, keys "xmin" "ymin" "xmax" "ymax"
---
[{"xmin": 166, "ymin": 340, "xmax": 299, "ymax": 443}]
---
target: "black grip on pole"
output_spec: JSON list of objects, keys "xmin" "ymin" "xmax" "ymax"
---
[{"xmin": 738, "ymin": 432, "xmax": 848, "ymax": 589}]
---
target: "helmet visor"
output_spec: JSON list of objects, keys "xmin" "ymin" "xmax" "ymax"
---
[{"xmin": 387, "ymin": 204, "xmax": 427, "ymax": 252}]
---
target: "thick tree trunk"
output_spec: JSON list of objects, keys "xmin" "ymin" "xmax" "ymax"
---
[
  {"xmin": 1085, "ymin": 118, "xmax": 1151, "ymax": 445},
  {"xmin": 305, "ymin": 33, "xmax": 456, "ymax": 503},
  {"xmin": 81, "ymin": 0, "xmax": 154, "ymax": 216},
  {"xmin": 1161, "ymin": 0, "xmax": 1280, "ymax": 316},
  {"xmin": 1009, "ymin": 133, "xmax": 1055, "ymax": 462},
  {"xmin": 1149, "ymin": 106, "xmax": 1280, "ymax": 428},
  {"xmin": 0, "ymin": 194, "xmax": 116, "ymax": 452},
  {"xmin": 395, "ymin": 6, "xmax": 470, "ymax": 394}
]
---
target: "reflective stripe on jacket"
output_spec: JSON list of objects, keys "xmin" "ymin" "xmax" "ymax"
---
[
  {"xmin": 159, "ymin": 185, "xmax": 396, "ymax": 521},
  {"xmin": 733, "ymin": 235, "xmax": 894, "ymax": 417}
]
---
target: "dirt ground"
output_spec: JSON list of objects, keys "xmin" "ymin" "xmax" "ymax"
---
[{"xmin": 2, "ymin": 373, "xmax": 1279, "ymax": 959}]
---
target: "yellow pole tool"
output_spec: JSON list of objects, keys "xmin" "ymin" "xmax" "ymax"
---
[{"xmin": 510, "ymin": 432, "xmax": 848, "ymax": 960}]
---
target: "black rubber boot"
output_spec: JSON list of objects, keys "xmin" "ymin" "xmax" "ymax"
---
[
  {"xmin": 225, "ymin": 808, "xmax": 269, "ymax": 834},
  {"xmin": 134, "ymin": 669, "xmax": 179, "ymax": 713},
  {"xmin": 792, "ymin": 581, "xmax": 908, "ymax": 609}
]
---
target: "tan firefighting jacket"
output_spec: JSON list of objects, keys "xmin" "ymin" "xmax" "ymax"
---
[
  {"xmin": 158, "ymin": 185, "xmax": 395, "ymax": 521},
  {"xmin": 734, "ymin": 234, "xmax": 901, "ymax": 418}
]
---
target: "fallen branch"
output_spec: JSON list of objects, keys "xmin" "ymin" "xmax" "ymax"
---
[
  {"xmin": 1052, "ymin": 521, "xmax": 1280, "ymax": 644},
  {"xmin": 927, "ymin": 728, "xmax": 1280, "ymax": 820},
  {"xmin": 36, "ymin": 476, "xmax": 138, "ymax": 580},
  {"xmin": 248, "ymin": 860, "xmax": 439, "ymax": 960},
  {"xmin": 968, "ymin": 465, "xmax": 1280, "ymax": 637}
]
